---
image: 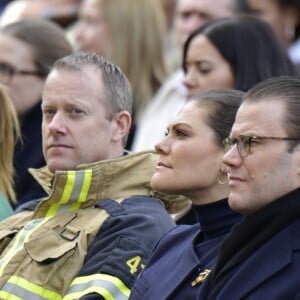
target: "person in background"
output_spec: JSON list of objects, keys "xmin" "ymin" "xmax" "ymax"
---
[
  {"xmin": 0, "ymin": 0, "xmax": 82, "ymax": 29},
  {"xmin": 198, "ymin": 76, "xmax": 300, "ymax": 299},
  {"xmin": 0, "ymin": 51, "xmax": 185, "ymax": 299},
  {"xmin": 158, "ymin": 0, "xmax": 178, "ymax": 73},
  {"xmin": 182, "ymin": 15, "xmax": 295, "ymax": 98},
  {"xmin": 129, "ymin": 89, "xmax": 244, "ymax": 300},
  {"xmin": 73, "ymin": 0, "xmax": 168, "ymax": 149},
  {"xmin": 0, "ymin": 85, "xmax": 20, "ymax": 220},
  {"xmin": 131, "ymin": 0, "xmax": 235, "ymax": 152},
  {"xmin": 0, "ymin": 19, "xmax": 73, "ymax": 207},
  {"xmin": 234, "ymin": 0, "xmax": 300, "ymax": 70},
  {"xmin": 161, "ymin": 0, "xmax": 176, "ymax": 30}
]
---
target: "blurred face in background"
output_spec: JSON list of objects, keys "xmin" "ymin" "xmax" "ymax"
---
[
  {"xmin": 246, "ymin": 0, "xmax": 298, "ymax": 47},
  {"xmin": 174, "ymin": 0, "xmax": 234, "ymax": 46},
  {"xmin": 183, "ymin": 35, "xmax": 235, "ymax": 97},
  {"xmin": 0, "ymin": 33, "xmax": 45, "ymax": 115},
  {"xmin": 73, "ymin": 0, "xmax": 111, "ymax": 56}
]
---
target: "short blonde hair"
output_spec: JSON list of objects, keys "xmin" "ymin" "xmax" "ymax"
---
[{"xmin": 0, "ymin": 85, "xmax": 21, "ymax": 203}]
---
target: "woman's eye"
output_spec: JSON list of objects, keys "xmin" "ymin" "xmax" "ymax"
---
[
  {"xmin": 175, "ymin": 129, "xmax": 187, "ymax": 137},
  {"xmin": 195, "ymin": 62, "xmax": 212, "ymax": 74},
  {"xmin": 198, "ymin": 67, "xmax": 211, "ymax": 74}
]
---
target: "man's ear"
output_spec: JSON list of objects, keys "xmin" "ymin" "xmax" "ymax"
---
[{"xmin": 111, "ymin": 111, "xmax": 132, "ymax": 143}]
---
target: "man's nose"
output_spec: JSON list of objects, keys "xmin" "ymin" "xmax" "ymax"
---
[
  {"xmin": 223, "ymin": 144, "xmax": 243, "ymax": 167},
  {"xmin": 47, "ymin": 112, "xmax": 66, "ymax": 134}
]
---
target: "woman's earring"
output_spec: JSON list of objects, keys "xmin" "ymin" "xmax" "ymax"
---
[{"xmin": 217, "ymin": 169, "xmax": 229, "ymax": 185}]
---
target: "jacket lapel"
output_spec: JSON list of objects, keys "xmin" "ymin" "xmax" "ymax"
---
[{"xmin": 221, "ymin": 225, "xmax": 292, "ymax": 299}]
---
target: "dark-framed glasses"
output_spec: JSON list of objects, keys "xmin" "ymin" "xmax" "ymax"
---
[
  {"xmin": 223, "ymin": 135, "xmax": 300, "ymax": 157},
  {"xmin": 0, "ymin": 62, "xmax": 44, "ymax": 85}
]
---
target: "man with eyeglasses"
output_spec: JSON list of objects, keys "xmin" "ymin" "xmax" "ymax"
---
[{"xmin": 197, "ymin": 76, "xmax": 300, "ymax": 299}]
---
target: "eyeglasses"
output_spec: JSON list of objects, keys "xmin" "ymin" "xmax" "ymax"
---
[
  {"xmin": 223, "ymin": 135, "xmax": 300, "ymax": 157},
  {"xmin": 0, "ymin": 62, "xmax": 44, "ymax": 85}
]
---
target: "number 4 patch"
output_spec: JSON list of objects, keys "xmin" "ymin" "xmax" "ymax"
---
[{"xmin": 126, "ymin": 256, "xmax": 145, "ymax": 274}]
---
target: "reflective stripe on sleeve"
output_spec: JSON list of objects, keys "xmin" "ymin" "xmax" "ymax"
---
[
  {"xmin": 64, "ymin": 273, "xmax": 130, "ymax": 300},
  {"xmin": 0, "ymin": 291, "xmax": 22, "ymax": 300},
  {"xmin": 0, "ymin": 276, "xmax": 62, "ymax": 300},
  {"xmin": 0, "ymin": 218, "xmax": 47, "ymax": 276}
]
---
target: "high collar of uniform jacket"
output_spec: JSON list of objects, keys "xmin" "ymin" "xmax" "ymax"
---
[{"xmin": 29, "ymin": 150, "xmax": 190, "ymax": 217}]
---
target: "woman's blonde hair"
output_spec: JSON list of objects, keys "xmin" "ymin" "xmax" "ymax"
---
[
  {"xmin": 0, "ymin": 85, "xmax": 21, "ymax": 204},
  {"xmin": 100, "ymin": 0, "xmax": 168, "ymax": 122}
]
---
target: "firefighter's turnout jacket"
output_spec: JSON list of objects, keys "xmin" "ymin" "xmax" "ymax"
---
[{"xmin": 0, "ymin": 151, "xmax": 189, "ymax": 299}]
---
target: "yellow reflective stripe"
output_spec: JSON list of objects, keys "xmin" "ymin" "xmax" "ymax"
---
[
  {"xmin": 0, "ymin": 291, "xmax": 22, "ymax": 300},
  {"xmin": 0, "ymin": 227, "xmax": 24, "ymax": 275},
  {"xmin": 46, "ymin": 171, "xmax": 76, "ymax": 217},
  {"xmin": 64, "ymin": 286, "xmax": 114, "ymax": 300},
  {"xmin": 2, "ymin": 276, "xmax": 62, "ymax": 300},
  {"xmin": 60, "ymin": 170, "xmax": 76, "ymax": 204},
  {"xmin": 0, "ymin": 218, "xmax": 47, "ymax": 276},
  {"xmin": 70, "ymin": 169, "xmax": 92, "ymax": 211},
  {"xmin": 64, "ymin": 274, "xmax": 130, "ymax": 300}
]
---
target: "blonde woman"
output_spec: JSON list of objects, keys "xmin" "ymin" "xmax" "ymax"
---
[
  {"xmin": 0, "ymin": 85, "xmax": 20, "ymax": 219},
  {"xmin": 74, "ymin": 0, "xmax": 168, "ymax": 147}
]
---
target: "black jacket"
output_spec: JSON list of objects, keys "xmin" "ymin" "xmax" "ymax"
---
[{"xmin": 14, "ymin": 102, "xmax": 47, "ymax": 207}]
